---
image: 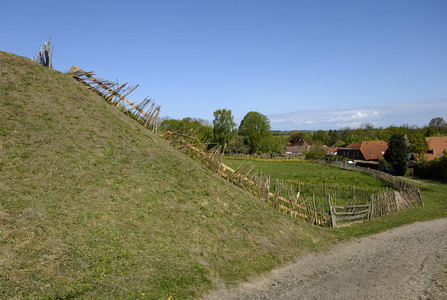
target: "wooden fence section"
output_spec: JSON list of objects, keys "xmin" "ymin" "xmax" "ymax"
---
[
  {"xmin": 329, "ymin": 197, "xmax": 370, "ymax": 228},
  {"xmin": 69, "ymin": 66, "xmax": 160, "ymax": 132},
  {"xmin": 33, "ymin": 38, "xmax": 53, "ymax": 69},
  {"xmin": 369, "ymin": 190, "xmax": 413, "ymax": 218},
  {"xmin": 317, "ymin": 160, "xmax": 423, "ymax": 207},
  {"xmin": 330, "ymin": 189, "xmax": 416, "ymax": 227},
  {"xmin": 316, "ymin": 160, "xmax": 424, "ymax": 227}
]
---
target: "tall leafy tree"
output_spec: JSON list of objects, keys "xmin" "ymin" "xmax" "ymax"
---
[
  {"xmin": 288, "ymin": 131, "xmax": 305, "ymax": 145},
  {"xmin": 226, "ymin": 135, "xmax": 248, "ymax": 154},
  {"xmin": 328, "ymin": 129, "xmax": 340, "ymax": 146},
  {"xmin": 304, "ymin": 142, "xmax": 326, "ymax": 160},
  {"xmin": 426, "ymin": 117, "xmax": 447, "ymax": 135},
  {"xmin": 212, "ymin": 109, "xmax": 236, "ymax": 146},
  {"xmin": 428, "ymin": 117, "xmax": 446, "ymax": 131},
  {"xmin": 384, "ymin": 133, "xmax": 409, "ymax": 175},
  {"xmin": 239, "ymin": 111, "xmax": 273, "ymax": 153},
  {"xmin": 312, "ymin": 130, "xmax": 330, "ymax": 145},
  {"xmin": 288, "ymin": 131, "xmax": 312, "ymax": 145},
  {"xmin": 409, "ymin": 132, "xmax": 429, "ymax": 156}
]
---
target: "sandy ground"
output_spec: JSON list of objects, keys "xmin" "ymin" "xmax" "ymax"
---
[{"xmin": 204, "ymin": 218, "xmax": 447, "ymax": 300}]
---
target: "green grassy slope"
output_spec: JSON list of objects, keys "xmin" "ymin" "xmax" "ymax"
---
[{"xmin": 0, "ymin": 52, "xmax": 331, "ymax": 299}]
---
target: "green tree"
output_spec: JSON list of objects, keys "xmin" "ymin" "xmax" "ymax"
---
[
  {"xmin": 199, "ymin": 125, "xmax": 214, "ymax": 143},
  {"xmin": 384, "ymin": 133, "xmax": 409, "ymax": 176},
  {"xmin": 273, "ymin": 136, "xmax": 288, "ymax": 147},
  {"xmin": 212, "ymin": 109, "xmax": 237, "ymax": 146},
  {"xmin": 288, "ymin": 131, "xmax": 311, "ymax": 145},
  {"xmin": 346, "ymin": 134, "xmax": 362, "ymax": 145},
  {"xmin": 429, "ymin": 117, "xmax": 447, "ymax": 133},
  {"xmin": 159, "ymin": 117, "xmax": 213, "ymax": 142},
  {"xmin": 425, "ymin": 126, "xmax": 440, "ymax": 137},
  {"xmin": 409, "ymin": 132, "xmax": 428, "ymax": 156},
  {"xmin": 312, "ymin": 130, "xmax": 330, "ymax": 145},
  {"xmin": 226, "ymin": 135, "xmax": 248, "ymax": 154},
  {"xmin": 264, "ymin": 137, "xmax": 285, "ymax": 154},
  {"xmin": 288, "ymin": 131, "xmax": 304, "ymax": 145},
  {"xmin": 328, "ymin": 129, "xmax": 340, "ymax": 146},
  {"xmin": 304, "ymin": 142, "xmax": 326, "ymax": 160},
  {"xmin": 361, "ymin": 122, "xmax": 376, "ymax": 140},
  {"xmin": 239, "ymin": 111, "xmax": 273, "ymax": 154}
]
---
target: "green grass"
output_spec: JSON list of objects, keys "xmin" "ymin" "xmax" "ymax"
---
[
  {"xmin": 0, "ymin": 52, "xmax": 333, "ymax": 299},
  {"xmin": 1, "ymin": 52, "xmax": 446, "ymax": 299},
  {"xmin": 223, "ymin": 157, "xmax": 390, "ymax": 188}
]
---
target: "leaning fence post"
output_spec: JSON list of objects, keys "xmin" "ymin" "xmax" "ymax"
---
[
  {"xmin": 328, "ymin": 196, "xmax": 336, "ymax": 228},
  {"xmin": 265, "ymin": 174, "xmax": 270, "ymax": 204}
]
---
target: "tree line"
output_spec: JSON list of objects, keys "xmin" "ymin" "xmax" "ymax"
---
[
  {"xmin": 160, "ymin": 110, "xmax": 284, "ymax": 154},
  {"xmin": 160, "ymin": 112, "xmax": 446, "ymax": 179},
  {"xmin": 160, "ymin": 110, "xmax": 446, "ymax": 155}
]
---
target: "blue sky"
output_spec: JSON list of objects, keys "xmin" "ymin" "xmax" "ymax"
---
[{"xmin": 2, "ymin": 0, "xmax": 446, "ymax": 130}]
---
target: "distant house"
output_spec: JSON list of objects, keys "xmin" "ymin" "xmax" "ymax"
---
[
  {"xmin": 288, "ymin": 139, "xmax": 312, "ymax": 147},
  {"xmin": 418, "ymin": 137, "xmax": 447, "ymax": 161},
  {"xmin": 337, "ymin": 141, "xmax": 388, "ymax": 161},
  {"xmin": 285, "ymin": 139, "xmax": 312, "ymax": 154},
  {"xmin": 325, "ymin": 147, "xmax": 338, "ymax": 156},
  {"xmin": 284, "ymin": 145, "xmax": 311, "ymax": 154}
]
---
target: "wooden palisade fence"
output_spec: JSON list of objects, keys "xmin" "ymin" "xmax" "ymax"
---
[
  {"xmin": 165, "ymin": 130, "xmax": 330, "ymax": 226},
  {"xmin": 33, "ymin": 38, "xmax": 53, "ymax": 69},
  {"xmin": 69, "ymin": 66, "xmax": 161, "ymax": 132},
  {"xmin": 317, "ymin": 160, "xmax": 423, "ymax": 227}
]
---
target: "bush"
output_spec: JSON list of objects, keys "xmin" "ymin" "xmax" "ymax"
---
[
  {"xmin": 304, "ymin": 144, "xmax": 326, "ymax": 160},
  {"xmin": 414, "ymin": 151, "xmax": 447, "ymax": 181}
]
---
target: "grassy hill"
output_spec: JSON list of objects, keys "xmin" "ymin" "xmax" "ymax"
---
[{"xmin": 0, "ymin": 52, "xmax": 333, "ymax": 299}]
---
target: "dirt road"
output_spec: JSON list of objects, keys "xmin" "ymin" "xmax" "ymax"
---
[{"xmin": 205, "ymin": 218, "xmax": 447, "ymax": 299}]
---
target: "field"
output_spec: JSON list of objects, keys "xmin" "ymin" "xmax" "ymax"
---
[
  {"xmin": 223, "ymin": 157, "xmax": 390, "ymax": 187},
  {"xmin": 223, "ymin": 157, "xmax": 392, "ymax": 213}
]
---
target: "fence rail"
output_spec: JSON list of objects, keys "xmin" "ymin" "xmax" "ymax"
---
[{"xmin": 69, "ymin": 66, "xmax": 160, "ymax": 132}]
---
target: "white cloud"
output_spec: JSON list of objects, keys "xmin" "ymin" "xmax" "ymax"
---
[
  {"xmin": 352, "ymin": 111, "xmax": 367, "ymax": 119},
  {"xmin": 268, "ymin": 98, "xmax": 447, "ymax": 130}
]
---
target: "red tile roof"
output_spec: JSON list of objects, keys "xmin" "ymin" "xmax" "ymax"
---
[
  {"xmin": 359, "ymin": 141, "xmax": 388, "ymax": 160},
  {"xmin": 423, "ymin": 136, "xmax": 447, "ymax": 161},
  {"xmin": 346, "ymin": 142, "xmax": 361, "ymax": 150}
]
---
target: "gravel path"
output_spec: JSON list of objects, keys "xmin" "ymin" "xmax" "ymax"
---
[{"xmin": 204, "ymin": 218, "xmax": 447, "ymax": 300}]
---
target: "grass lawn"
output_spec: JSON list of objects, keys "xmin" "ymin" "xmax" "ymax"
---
[{"xmin": 223, "ymin": 157, "xmax": 390, "ymax": 188}]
